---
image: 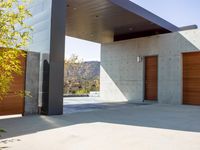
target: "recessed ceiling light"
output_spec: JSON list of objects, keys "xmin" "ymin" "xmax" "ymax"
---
[
  {"xmin": 73, "ymin": 7, "xmax": 77, "ymax": 10},
  {"xmin": 129, "ymin": 27, "xmax": 133, "ymax": 31}
]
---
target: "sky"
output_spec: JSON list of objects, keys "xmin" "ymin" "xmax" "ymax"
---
[
  {"xmin": 131, "ymin": 0, "xmax": 200, "ymax": 27},
  {"xmin": 65, "ymin": 36, "xmax": 101, "ymax": 61},
  {"xmin": 65, "ymin": 0, "xmax": 200, "ymax": 61}
]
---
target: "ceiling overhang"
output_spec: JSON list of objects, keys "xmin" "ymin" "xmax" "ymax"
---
[{"xmin": 66, "ymin": 0, "xmax": 180, "ymax": 43}]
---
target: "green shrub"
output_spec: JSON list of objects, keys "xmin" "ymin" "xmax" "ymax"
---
[
  {"xmin": 75, "ymin": 89, "xmax": 89, "ymax": 95},
  {"xmin": 0, "ymin": 129, "xmax": 6, "ymax": 137}
]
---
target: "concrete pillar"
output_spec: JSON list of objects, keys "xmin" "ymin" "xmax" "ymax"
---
[
  {"xmin": 24, "ymin": 52, "xmax": 40, "ymax": 115},
  {"xmin": 47, "ymin": 0, "xmax": 66, "ymax": 115},
  {"xmin": 25, "ymin": 0, "xmax": 66, "ymax": 115}
]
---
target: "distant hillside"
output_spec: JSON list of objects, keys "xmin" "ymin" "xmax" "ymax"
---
[
  {"xmin": 64, "ymin": 61, "xmax": 100, "ymax": 95},
  {"xmin": 64, "ymin": 61, "xmax": 100, "ymax": 80},
  {"xmin": 81, "ymin": 61, "xmax": 100, "ymax": 79}
]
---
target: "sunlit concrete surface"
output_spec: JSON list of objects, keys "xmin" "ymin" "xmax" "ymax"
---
[
  {"xmin": 0, "ymin": 115, "xmax": 22, "ymax": 120},
  {"xmin": 1, "ymin": 104, "xmax": 200, "ymax": 150},
  {"xmin": 63, "ymin": 97, "xmax": 104, "ymax": 105}
]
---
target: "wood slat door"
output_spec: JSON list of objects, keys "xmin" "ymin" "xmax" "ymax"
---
[
  {"xmin": 145, "ymin": 56, "xmax": 158, "ymax": 100},
  {"xmin": 0, "ymin": 53, "xmax": 26, "ymax": 116},
  {"xmin": 183, "ymin": 52, "xmax": 200, "ymax": 105}
]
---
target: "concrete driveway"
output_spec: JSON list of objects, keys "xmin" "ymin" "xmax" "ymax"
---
[
  {"xmin": 63, "ymin": 97, "xmax": 131, "ymax": 114},
  {"xmin": 63, "ymin": 97, "xmax": 103, "ymax": 105},
  {"xmin": 0, "ymin": 103, "xmax": 200, "ymax": 150}
]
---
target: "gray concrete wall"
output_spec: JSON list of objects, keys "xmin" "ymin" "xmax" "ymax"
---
[
  {"xmin": 24, "ymin": 52, "xmax": 40, "ymax": 115},
  {"xmin": 100, "ymin": 29, "xmax": 200, "ymax": 104},
  {"xmin": 27, "ymin": 0, "xmax": 52, "ymax": 53},
  {"xmin": 26, "ymin": 0, "xmax": 52, "ymax": 108},
  {"xmin": 24, "ymin": 0, "xmax": 66, "ymax": 115}
]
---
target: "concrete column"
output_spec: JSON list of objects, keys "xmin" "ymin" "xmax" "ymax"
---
[
  {"xmin": 47, "ymin": 0, "xmax": 66, "ymax": 115},
  {"xmin": 24, "ymin": 52, "xmax": 40, "ymax": 115},
  {"xmin": 25, "ymin": 0, "xmax": 66, "ymax": 115}
]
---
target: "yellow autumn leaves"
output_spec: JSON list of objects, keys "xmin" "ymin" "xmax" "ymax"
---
[{"xmin": 0, "ymin": 0, "xmax": 32, "ymax": 100}]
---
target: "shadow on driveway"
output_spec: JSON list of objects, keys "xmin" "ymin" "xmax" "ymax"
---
[{"xmin": 0, "ymin": 103, "xmax": 200, "ymax": 139}]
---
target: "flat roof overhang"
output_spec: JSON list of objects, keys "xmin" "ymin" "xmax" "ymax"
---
[{"xmin": 66, "ymin": 0, "xmax": 180, "ymax": 43}]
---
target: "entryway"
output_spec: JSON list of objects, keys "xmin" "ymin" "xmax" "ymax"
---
[
  {"xmin": 183, "ymin": 52, "xmax": 200, "ymax": 105},
  {"xmin": 144, "ymin": 56, "xmax": 158, "ymax": 101}
]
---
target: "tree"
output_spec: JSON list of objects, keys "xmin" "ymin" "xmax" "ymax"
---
[
  {"xmin": 64, "ymin": 54, "xmax": 100, "ymax": 95},
  {"xmin": 0, "ymin": 0, "xmax": 32, "ymax": 100},
  {"xmin": 64, "ymin": 54, "xmax": 83, "ymax": 94}
]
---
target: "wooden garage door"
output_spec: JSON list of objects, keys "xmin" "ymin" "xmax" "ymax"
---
[
  {"xmin": 0, "ymin": 52, "xmax": 26, "ymax": 116},
  {"xmin": 183, "ymin": 52, "xmax": 200, "ymax": 105},
  {"xmin": 145, "ymin": 56, "xmax": 158, "ymax": 100}
]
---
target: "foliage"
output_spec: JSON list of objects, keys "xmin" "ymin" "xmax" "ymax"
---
[
  {"xmin": 64, "ymin": 54, "xmax": 84, "ymax": 94},
  {"xmin": 75, "ymin": 89, "xmax": 89, "ymax": 95},
  {"xmin": 0, "ymin": 0, "xmax": 32, "ymax": 49},
  {"xmin": 0, "ymin": 128, "xmax": 6, "ymax": 135},
  {"xmin": 64, "ymin": 54, "xmax": 82, "ymax": 94},
  {"xmin": 0, "ymin": 49, "xmax": 26, "ymax": 99},
  {"xmin": 64, "ymin": 54, "xmax": 100, "ymax": 95},
  {"xmin": 0, "ymin": 0, "xmax": 32, "ymax": 100},
  {"xmin": 0, "ymin": 128, "xmax": 6, "ymax": 139}
]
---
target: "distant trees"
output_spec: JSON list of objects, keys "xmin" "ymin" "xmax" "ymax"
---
[
  {"xmin": 64, "ymin": 54, "xmax": 83, "ymax": 94},
  {"xmin": 64, "ymin": 54, "xmax": 100, "ymax": 95},
  {"xmin": 0, "ymin": 0, "xmax": 32, "ymax": 100}
]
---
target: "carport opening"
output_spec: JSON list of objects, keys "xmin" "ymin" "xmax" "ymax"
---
[{"xmin": 63, "ymin": 36, "xmax": 101, "ymax": 106}]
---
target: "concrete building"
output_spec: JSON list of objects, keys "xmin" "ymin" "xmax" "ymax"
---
[
  {"xmin": 1, "ymin": 0, "xmax": 199, "ymax": 116},
  {"xmin": 101, "ymin": 29, "xmax": 200, "ymax": 105}
]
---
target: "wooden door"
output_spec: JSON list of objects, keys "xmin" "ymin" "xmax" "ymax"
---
[
  {"xmin": 183, "ymin": 52, "xmax": 200, "ymax": 105},
  {"xmin": 145, "ymin": 56, "xmax": 158, "ymax": 100},
  {"xmin": 0, "ymin": 52, "xmax": 26, "ymax": 116}
]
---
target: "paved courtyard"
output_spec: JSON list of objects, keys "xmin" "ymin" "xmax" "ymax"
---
[
  {"xmin": 63, "ymin": 97, "xmax": 102, "ymax": 105},
  {"xmin": 63, "ymin": 97, "xmax": 130, "ymax": 114},
  {"xmin": 0, "ymin": 103, "xmax": 200, "ymax": 150}
]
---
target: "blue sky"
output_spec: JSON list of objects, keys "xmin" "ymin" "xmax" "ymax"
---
[
  {"xmin": 65, "ymin": 36, "xmax": 101, "ymax": 61},
  {"xmin": 131, "ymin": 0, "xmax": 200, "ymax": 27},
  {"xmin": 65, "ymin": 0, "xmax": 200, "ymax": 61}
]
